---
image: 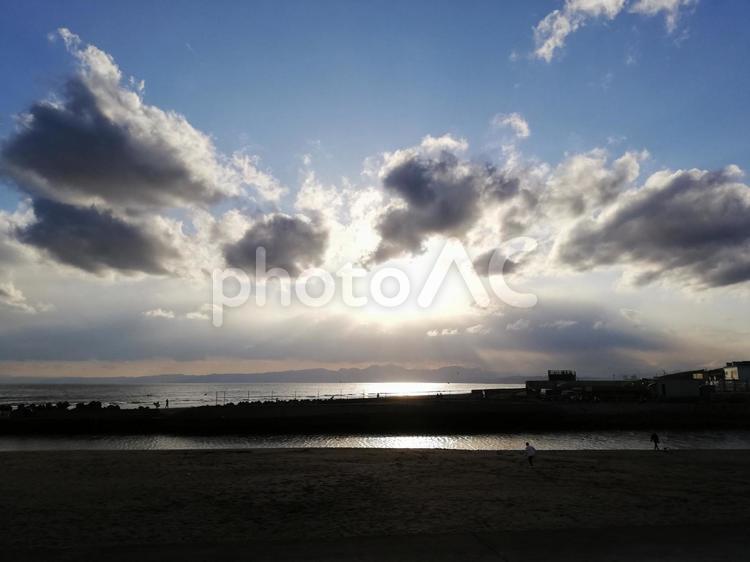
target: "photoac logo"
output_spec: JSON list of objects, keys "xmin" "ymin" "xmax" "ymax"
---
[{"xmin": 211, "ymin": 237, "xmax": 538, "ymax": 327}]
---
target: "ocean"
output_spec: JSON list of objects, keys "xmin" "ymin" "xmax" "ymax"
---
[
  {"xmin": 0, "ymin": 381, "xmax": 518, "ymax": 409},
  {"xmin": 3, "ymin": 382, "xmax": 750, "ymax": 451}
]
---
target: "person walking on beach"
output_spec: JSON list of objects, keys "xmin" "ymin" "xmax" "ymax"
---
[
  {"xmin": 525, "ymin": 442, "xmax": 536, "ymax": 466},
  {"xmin": 650, "ymin": 433, "xmax": 660, "ymax": 450}
]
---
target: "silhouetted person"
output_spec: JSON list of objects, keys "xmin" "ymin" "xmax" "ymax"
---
[
  {"xmin": 651, "ymin": 433, "xmax": 660, "ymax": 450},
  {"xmin": 525, "ymin": 442, "xmax": 536, "ymax": 466},
  {"xmin": 166, "ymin": 399, "xmax": 169, "ymax": 409}
]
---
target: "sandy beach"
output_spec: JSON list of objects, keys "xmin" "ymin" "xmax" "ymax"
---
[{"xmin": 2, "ymin": 448, "xmax": 750, "ymax": 559}]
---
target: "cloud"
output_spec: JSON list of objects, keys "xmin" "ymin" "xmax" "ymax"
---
[
  {"xmin": 543, "ymin": 149, "xmax": 647, "ymax": 218},
  {"xmin": 232, "ymin": 152, "xmax": 286, "ymax": 203},
  {"xmin": 533, "ymin": 0, "xmax": 696, "ymax": 62},
  {"xmin": 506, "ymin": 318, "xmax": 531, "ymax": 331},
  {"xmin": 620, "ymin": 308, "xmax": 643, "ymax": 325},
  {"xmin": 224, "ymin": 214, "xmax": 329, "ymax": 276},
  {"xmin": 366, "ymin": 142, "xmax": 648, "ymax": 275},
  {"xmin": 629, "ymin": 0, "xmax": 696, "ymax": 33},
  {"xmin": 449, "ymin": 145, "xmax": 750, "ymax": 295},
  {"xmin": 418, "ymin": 134, "xmax": 469, "ymax": 155},
  {"xmin": 367, "ymin": 137, "xmax": 750, "ymax": 297},
  {"xmin": 472, "ymin": 247, "xmax": 525, "ymax": 277},
  {"xmin": 0, "ymin": 29, "xmax": 240, "ymax": 210},
  {"xmin": 142, "ymin": 308, "xmax": 175, "ymax": 319},
  {"xmin": 470, "ymin": 300, "xmax": 671, "ymax": 357},
  {"xmin": 540, "ymin": 320, "xmax": 579, "ymax": 329},
  {"xmin": 0, "ymin": 281, "xmax": 37, "ymax": 314},
  {"xmin": 1, "ymin": 27, "xmax": 745, "ymax": 375},
  {"xmin": 0, "ymin": 204, "xmax": 36, "ymax": 268},
  {"xmin": 491, "ymin": 112, "xmax": 531, "ymax": 139},
  {"xmin": 0, "ymin": 29, "xmax": 294, "ymax": 277},
  {"xmin": 534, "ymin": 0, "xmax": 626, "ymax": 63},
  {"xmin": 292, "ymin": 167, "xmax": 384, "ymax": 267},
  {"xmin": 0, "ymin": 281, "xmax": 682, "ymax": 373},
  {"xmin": 466, "ymin": 324, "xmax": 491, "ymax": 335},
  {"xmin": 426, "ymin": 328, "xmax": 459, "ymax": 337},
  {"xmin": 369, "ymin": 136, "xmax": 520, "ymax": 264},
  {"xmin": 18, "ymin": 199, "xmax": 179, "ymax": 275},
  {"xmin": 553, "ymin": 165, "xmax": 750, "ymax": 288},
  {"xmin": 185, "ymin": 303, "xmax": 219, "ymax": 320}
]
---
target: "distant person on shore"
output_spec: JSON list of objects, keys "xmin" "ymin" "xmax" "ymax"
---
[
  {"xmin": 651, "ymin": 433, "xmax": 660, "ymax": 450},
  {"xmin": 166, "ymin": 399, "xmax": 169, "ymax": 409},
  {"xmin": 525, "ymin": 442, "xmax": 536, "ymax": 466}
]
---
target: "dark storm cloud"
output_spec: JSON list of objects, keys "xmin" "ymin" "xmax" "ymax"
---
[
  {"xmin": 371, "ymin": 151, "xmax": 520, "ymax": 263},
  {"xmin": 224, "ymin": 214, "xmax": 328, "ymax": 276},
  {"xmin": 0, "ymin": 77, "xmax": 225, "ymax": 209},
  {"xmin": 17, "ymin": 199, "xmax": 178, "ymax": 274},
  {"xmin": 554, "ymin": 167, "xmax": 750, "ymax": 288}
]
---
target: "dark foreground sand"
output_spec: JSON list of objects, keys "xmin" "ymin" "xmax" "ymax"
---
[{"xmin": 2, "ymin": 449, "xmax": 750, "ymax": 560}]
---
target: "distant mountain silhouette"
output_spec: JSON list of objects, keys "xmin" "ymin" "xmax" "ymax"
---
[{"xmin": 0, "ymin": 365, "xmax": 532, "ymax": 384}]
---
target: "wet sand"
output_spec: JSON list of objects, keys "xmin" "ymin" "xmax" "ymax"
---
[{"xmin": 2, "ymin": 449, "xmax": 750, "ymax": 559}]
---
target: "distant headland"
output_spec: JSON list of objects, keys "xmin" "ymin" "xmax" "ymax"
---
[{"xmin": 0, "ymin": 365, "xmax": 526, "ymax": 385}]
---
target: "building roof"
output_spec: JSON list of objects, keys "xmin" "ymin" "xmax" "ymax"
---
[{"xmin": 656, "ymin": 369, "xmax": 704, "ymax": 380}]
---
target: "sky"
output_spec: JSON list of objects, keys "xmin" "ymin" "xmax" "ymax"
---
[{"xmin": 1, "ymin": 0, "xmax": 749, "ymax": 378}]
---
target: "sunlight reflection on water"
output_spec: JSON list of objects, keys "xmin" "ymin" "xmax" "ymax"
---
[
  {"xmin": 2, "ymin": 430, "xmax": 750, "ymax": 451},
  {"xmin": 0, "ymin": 382, "xmax": 519, "ymax": 409}
]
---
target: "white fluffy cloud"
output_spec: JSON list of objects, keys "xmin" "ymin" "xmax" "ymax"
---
[
  {"xmin": 231, "ymin": 152, "xmax": 286, "ymax": 203},
  {"xmin": 630, "ymin": 0, "xmax": 696, "ymax": 32},
  {"xmin": 491, "ymin": 113, "xmax": 531, "ymax": 139},
  {"xmin": 142, "ymin": 308, "xmax": 175, "ymax": 319},
  {"xmin": 0, "ymin": 281, "xmax": 38, "ymax": 314},
  {"xmin": 533, "ymin": 0, "xmax": 696, "ymax": 62},
  {"xmin": 185, "ymin": 303, "xmax": 220, "ymax": 321},
  {"xmin": 541, "ymin": 149, "xmax": 648, "ymax": 218},
  {"xmin": 294, "ymin": 169, "xmax": 383, "ymax": 267}
]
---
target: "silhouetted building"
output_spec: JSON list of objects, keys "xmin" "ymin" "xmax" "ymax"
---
[
  {"xmin": 525, "ymin": 362, "xmax": 750, "ymax": 402},
  {"xmin": 724, "ymin": 361, "xmax": 750, "ymax": 382},
  {"xmin": 547, "ymin": 369, "xmax": 576, "ymax": 382},
  {"xmin": 711, "ymin": 361, "xmax": 750, "ymax": 392},
  {"xmin": 705, "ymin": 368, "xmax": 726, "ymax": 383},
  {"xmin": 653, "ymin": 370, "xmax": 705, "ymax": 399},
  {"xmin": 526, "ymin": 369, "xmax": 649, "ymax": 401}
]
